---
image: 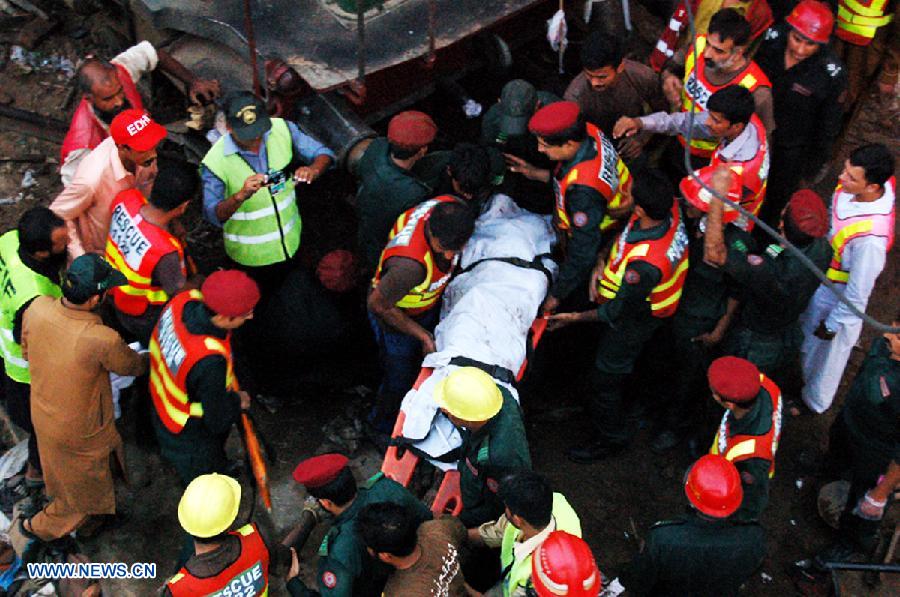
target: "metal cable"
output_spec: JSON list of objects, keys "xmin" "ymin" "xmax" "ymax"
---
[{"xmin": 679, "ymin": 1, "xmax": 898, "ymax": 333}]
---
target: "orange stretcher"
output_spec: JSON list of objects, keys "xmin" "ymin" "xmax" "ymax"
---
[{"xmin": 381, "ymin": 316, "xmax": 549, "ymax": 517}]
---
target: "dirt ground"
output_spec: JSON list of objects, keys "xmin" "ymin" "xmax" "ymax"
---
[{"xmin": 0, "ymin": 1, "xmax": 898, "ymax": 595}]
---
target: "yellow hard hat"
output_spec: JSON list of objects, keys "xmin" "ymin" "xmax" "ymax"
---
[
  {"xmin": 434, "ymin": 367, "xmax": 503, "ymax": 421},
  {"xmin": 177, "ymin": 473, "xmax": 242, "ymax": 538}
]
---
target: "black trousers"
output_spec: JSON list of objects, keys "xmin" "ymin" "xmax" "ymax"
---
[
  {"xmin": 3, "ymin": 370, "xmax": 40, "ymax": 473},
  {"xmin": 825, "ymin": 413, "xmax": 891, "ymax": 553}
]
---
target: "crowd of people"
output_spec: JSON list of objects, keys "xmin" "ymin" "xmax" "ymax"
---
[{"xmin": 0, "ymin": 0, "xmax": 896, "ymax": 594}]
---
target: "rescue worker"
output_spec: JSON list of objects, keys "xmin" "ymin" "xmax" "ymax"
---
[
  {"xmin": 201, "ymin": 91, "xmax": 334, "ymax": 295},
  {"xmin": 649, "ymin": 0, "xmax": 774, "ymax": 72},
  {"xmin": 834, "ymin": 0, "xmax": 896, "ymax": 104},
  {"xmin": 703, "ymin": 180, "xmax": 833, "ymax": 378},
  {"xmin": 504, "ymin": 101, "xmax": 632, "ymax": 312},
  {"xmin": 105, "ymin": 161, "xmax": 198, "ymax": 344},
  {"xmin": 367, "ymin": 199, "xmax": 475, "ymax": 436},
  {"xmin": 652, "ymin": 169, "xmax": 754, "ymax": 454},
  {"xmin": 659, "ymin": 8, "xmax": 774, "ymax": 176},
  {"xmin": 563, "ymin": 31, "xmax": 667, "ymax": 167},
  {"xmin": 149, "ymin": 270, "xmax": 259, "ymax": 486},
  {"xmin": 355, "ymin": 110, "xmax": 441, "ymax": 274},
  {"xmin": 434, "ymin": 367, "xmax": 532, "ymax": 527},
  {"xmin": 164, "ymin": 474, "xmax": 269, "ymax": 596},
  {"xmin": 615, "ymin": 84, "xmax": 769, "ymax": 232},
  {"xmin": 51, "ymin": 109, "xmax": 167, "ymax": 259},
  {"xmin": 619, "ymin": 455, "xmax": 766, "ymax": 595},
  {"xmin": 799, "ymin": 312, "xmax": 899, "ymax": 574},
  {"xmin": 800, "ymin": 143, "xmax": 895, "ymax": 413},
  {"xmin": 708, "ymin": 356, "xmax": 782, "ymax": 520},
  {"xmin": 288, "ymin": 453, "xmax": 432, "ymax": 596},
  {"xmin": 0, "ymin": 208, "xmax": 68, "ymax": 486},
  {"xmin": 61, "ymin": 42, "xmax": 219, "ymax": 184},
  {"xmin": 529, "ymin": 531, "xmax": 601, "ymax": 597},
  {"xmin": 548, "ymin": 171, "xmax": 689, "ymax": 463},
  {"xmin": 755, "ymin": 0, "xmax": 848, "ymax": 230},
  {"xmin": 467, "ymin": 470, "xmax": 581, "ymax": 596}
]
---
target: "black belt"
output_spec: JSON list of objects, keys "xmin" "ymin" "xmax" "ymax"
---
[
  {"xmin": 449, "ymin": 356, "xmax": 516, "ymax": 387},
  {"xmin": 457, "ymin": 253, "xmax": 554, "ymax": 288}
]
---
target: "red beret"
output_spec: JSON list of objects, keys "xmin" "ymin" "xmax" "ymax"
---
[
  {"xmin": 786, "ymin": 189, "xmax": 829, "ymax": 238},
  {"xmin": 387, "ymin": 111, "xmax": 437, "ymax": 150},
  {"xmin": 317, "ymin": 250, "xmax": 357, "ymax": 293},
  {"xmin": 528, "ymin": 101, "xmax": 581, "ymax": 137},
  {"xmin": 708, "ymin": 357, "xmax": 761, "ymax": 403},
  {"xmin": 201, "ymin": 270, "xmax": 260, "ymax": 317},
  {"xmin": 292, "ymin": 453, "xmax": 349, "ymax": 488}
]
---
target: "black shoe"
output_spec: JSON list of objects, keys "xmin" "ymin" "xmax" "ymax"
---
[
  {"xmin": 650, "ymin": 430, "xmax": 680, "ymax": 454},
  {"xmin": 565, "ymin": 441, "xmax": 626, "ymax": 464}
]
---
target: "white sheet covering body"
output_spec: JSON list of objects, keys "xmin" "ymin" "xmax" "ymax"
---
[{"xmin": 399, "ymin": 194, "xmax": 557, "ymax": 466}]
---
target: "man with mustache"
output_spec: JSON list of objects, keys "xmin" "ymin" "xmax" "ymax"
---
[
  {"xmin": 60, "ymin": 42, "xmax": 219, "ymax": 185},
  {"xmin": 660, "ymin": 8, "xmax": 774, "ymax": 178}
]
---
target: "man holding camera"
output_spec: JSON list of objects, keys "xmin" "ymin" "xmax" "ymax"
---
[{"xmin": 201, "ymin": 92, "xmax": 334, "ymax": 296}]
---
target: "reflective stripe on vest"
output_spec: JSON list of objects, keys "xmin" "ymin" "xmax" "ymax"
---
[
  {"xmin": 167, "ymin": 523, "xmax": 270, "ymax": 596},
  {"xmin": 825, "ymin": 178, "xmax": 896, "ymax": 283},
  {"xmin": 372, "ymin": 196, "xmax": 461, "ymax": 315},
  {"xmin": 149, "ymin": 290, "xmax": 236, "ymax": 434},
  {"xmin": 680, "ymin": 35, "xmax": 771, "ymax": 157},
  {"xmin": 836, "ymin": 0, "xmax": 893, "ymax": 45},
  {"xmin": 499, "ymin": 493, "xmax": 582, "ymax": 596},
  {"xmin": 0, "ymin": 231, "xmax": 62, "ymax": 383},
  {"xmin": 201, "ymin": 118, "xmax": 301, "ymax": 266},
  {"xmin": 554, "ymin": 124, "xmax": 633, "ymax": 233},
  {"xmin": 709, "ymin": 115, "xmax": 770, "ymax": 232},
  {"xmin": 596, "ymin": 204, "xmax": 690, "ymax": 318},
  {"xmin": 711, "ymin": 375, "xmax": 782, "ymax": 477},
  {"xmin": 105, "ymin": 189, "xmax": 185, "ymax": 316}
]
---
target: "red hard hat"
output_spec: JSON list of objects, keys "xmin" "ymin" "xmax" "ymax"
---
[
  {"xmin": 785, "ymin": 0, "xmax": 834, "ymax": 44},
  {"xmin": 684, "ymin": 455, "xmax": 744, "ymax": 518},
  {"xmin": 531, "ymin": 531, "xmax": 601, "ymax": 597},
  {"xmin": 678, "ymin": 165, "xmax": 742, "ymax": 224}
]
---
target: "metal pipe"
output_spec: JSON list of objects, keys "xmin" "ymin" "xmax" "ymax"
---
[
  {"xmin": 356, "ymin": 0, "xmax": 366, "ymax": 85},
  {"xmin": 242, "ymin": 0, "xmax": 262, "ymax": 97}
]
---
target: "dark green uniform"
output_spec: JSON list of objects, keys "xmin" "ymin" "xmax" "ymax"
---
[
  {"xmin": 590, "ymin": 218, "xmax": 668, "ymax": 447},
  {"xmin": 719, "ymin": 388, "xmax": 778, "ymax": 522},
  {"xmin": 151, "ymin": 300, "xmax": 242, "ymax": 487},
  {"xmin": 826, "ymin": 337, "xmax": 900, "ymax": 552},
  {"xmin": 287, "ymin": 472, "xmax": 432, "ymax": 596},
  {"xmin": 663, "ymin": 223, "xmax": 753, "ymax": 437},
  {"xmin": 620, "ymin": 512, "xmax": 766, "ymax": 596},
  {"xmin": 355, "ymin": 137, "xmax": 433, "ymax": 273},
  {"xmin": 458, "ymin": 386, "xmax": 531, "ymax": 527},
  {"xmin": 721, "ymin": 238, "xmax": 832, "ymax": 376},
  {"xmin": 481, "ymin": 94, "xmax": 561, "ymax": 215},
  {"xmin": 552, "ymin": 139, "xmax": 609, "ymax": 303}
]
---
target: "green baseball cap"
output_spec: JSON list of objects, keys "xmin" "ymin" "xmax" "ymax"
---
[
  {"xmin": 63, "ymin": 254, "xmax": 127, "ymax": 303},
  {"xmin": 498, "ymin": 79, "xmax": 538, "ymax": 137},
  {"xmin": 224, "ymin": 91, "xmax": 272, "ymax": 142}
]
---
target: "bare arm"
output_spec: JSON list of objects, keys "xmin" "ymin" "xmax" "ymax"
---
[
  {"xmin": 157, "ymin": 48, "xmax": 220, "ymax": 104},
  {"xmin": 214, "ymin": 174, "xmax": 266, "ymax": 223},
  {"xmin": 752, "ymin": 87, "xmax": 776, "ymax": 137},
  {"xmin": 368, "ymin": 258, "xmax": 435, "ymax": 353}
]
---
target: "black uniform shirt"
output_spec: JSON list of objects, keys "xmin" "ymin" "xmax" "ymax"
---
[{"xmin": 755, "ymin": 24, "xmax": 848, "ymax": 176}]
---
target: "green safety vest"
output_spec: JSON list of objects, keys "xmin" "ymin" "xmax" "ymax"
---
[
  {"xmin": 0, "ymin": 231, "xmax": 62, "ymax": 383},
  {"xmin": 202, "ymin": 118, "xmax": 302, "ymax": 266},
  {"xmin": 500, "ymin": 493, "xmax": 582, "ymax": 596}
]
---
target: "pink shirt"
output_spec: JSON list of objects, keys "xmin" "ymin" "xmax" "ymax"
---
[{"xmin": 50, "ymin": 137, "xmax": 155, "ymax": 259}]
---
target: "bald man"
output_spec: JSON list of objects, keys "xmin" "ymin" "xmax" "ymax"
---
[{"xmin": 60, "ymin": 42, "xmax": 219, "ymax": 185}]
